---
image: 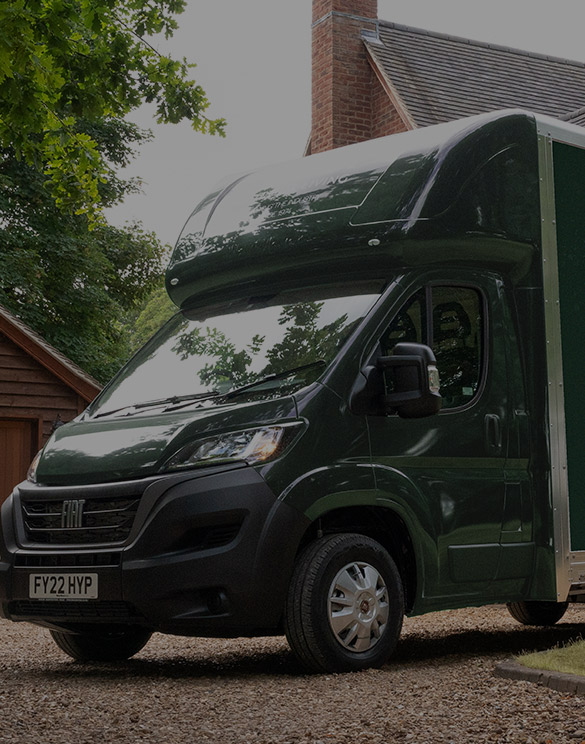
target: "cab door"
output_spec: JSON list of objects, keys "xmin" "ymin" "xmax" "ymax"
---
[{"xmin": 368, "ymin": 272, "xmax": 531, "ymax": 603}]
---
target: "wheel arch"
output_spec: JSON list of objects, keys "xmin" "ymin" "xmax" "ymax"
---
[{"xmin": 295, "ymin": 501, "xmax": 419, "ymax": 613}]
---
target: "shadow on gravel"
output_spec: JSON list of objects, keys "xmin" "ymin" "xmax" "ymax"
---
[
  {"xmin": 11, "ymin": 620, "xmax": 585, "ymax": 681},
  {"xmin": 393, "ymin": 622, "xmax": 585, "ymax": 668},
  {"xmin": 24, "ymin": 646, "xmax": 306, "ymax": 682}
]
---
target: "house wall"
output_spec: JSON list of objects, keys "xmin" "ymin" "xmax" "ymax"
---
[{"xmin": 0, "ymin": 331, "xmax": 88, "ymax": 501}]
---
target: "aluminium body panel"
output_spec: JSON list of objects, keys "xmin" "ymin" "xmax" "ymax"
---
[{"xmin": 536, "ymin": 115, "xmax": 585, "ymax": 598}]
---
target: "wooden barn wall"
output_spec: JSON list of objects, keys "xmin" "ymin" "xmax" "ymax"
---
[{"xmin": 0, "ymin": 331, "xmax": 86, "ymax": 446}]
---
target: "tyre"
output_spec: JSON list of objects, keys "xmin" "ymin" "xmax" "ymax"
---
[
  {"xmin": 284, "ymin": 533, "xmax": 404, "ymax": 673},
  {"xmin": 506, "ymin": 600, "xmax": 569, "ymax": 626},
  {"xmin": 50, "ymin": 625, "xmax": 152, "ymax": 662}
]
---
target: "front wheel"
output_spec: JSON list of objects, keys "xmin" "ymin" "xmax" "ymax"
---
[
  {"xmin": 506, "ymin": 600, "xmax": 569, "ymax": 626},
  {"xmin": 284, "ymin": 533, "xmax": 404, "ymax": 673},
  {"xmin": 50, "ymin": 625, "xmax": 152, "ymax": 661}
]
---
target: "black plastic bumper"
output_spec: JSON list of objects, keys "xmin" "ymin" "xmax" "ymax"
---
[{"xmin": 0, "ymin": 465, "xmax": 310, "ymax": 636}]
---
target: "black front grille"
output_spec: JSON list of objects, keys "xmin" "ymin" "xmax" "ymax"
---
[
  {"xmin": 8, "ymin": 600, "xmax": 140, "ymax": 621},
  {"xmin": 201, "ymin": 523, "xmax": 242, "ymax": 549},
  {"xmin": 168, "ymin": 521, "xmax": 243, "ymax": 553},
  {"xmin": 14, "ymin": 553, "xmax": 121, "ymax": 568},
  {"xmin": 21, "ymin": 496, "xmax": 140, "ymax": 545}
]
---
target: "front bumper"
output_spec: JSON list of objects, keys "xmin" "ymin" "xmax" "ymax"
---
[{"xmin": 0, "ymin": 465, "xmax": 309, "ymax": 636}]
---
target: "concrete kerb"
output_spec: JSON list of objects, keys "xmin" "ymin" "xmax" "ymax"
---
[{"xmin": 495, "ymin": 658, "xmax": 585, "ymax": 696}]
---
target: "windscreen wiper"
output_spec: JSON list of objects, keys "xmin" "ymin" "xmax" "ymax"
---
[
  {"xmin": 92, "ymin": 362, "xmax": 325, "ymax": 419},
  {"xmin": 93, "ymin": 391, "xmax": 220, "ymax": 419},
  {"xmin": 222, "ymin": 360, "xmax": 327, "ymax": 400}
]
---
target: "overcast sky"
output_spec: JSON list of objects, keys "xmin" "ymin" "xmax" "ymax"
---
[{"xmin": 106, "ymin": 0, "xmax": 585, "ymax": 248}]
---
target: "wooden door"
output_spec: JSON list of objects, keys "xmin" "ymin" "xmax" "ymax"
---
[{"xmin": 0, "ymin": 420, "xmax": 36, "ymax": 504}]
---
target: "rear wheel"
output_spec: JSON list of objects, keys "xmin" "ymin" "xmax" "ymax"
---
[
  {"xmin": 284, "ymin": 533, "xmax": 404, "ymax": 673},
  {"xmin": 506, "ymin": 600, "xmax": 568, "ymax": 626},
  {"xmin": 50, "ymin": 625, "xmax": 152, "ymax": 661}
]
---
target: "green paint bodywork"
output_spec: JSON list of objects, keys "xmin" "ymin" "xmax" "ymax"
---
[
  {"xmin": 166, "ymin": 112, "xmax": 541, "ymax": 309},
  {"xmin": 553, "ymin": 142, "xmax": 585, "ymax": 551},
  {"xmin": 35, "ymin": 109, "xmax": 577, "ymax": 616}
]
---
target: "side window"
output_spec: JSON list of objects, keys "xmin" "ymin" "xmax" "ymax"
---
[
  {"xmin": 380, "ymin": 290, "xmax": 425, "ymax": 351},
  {"xmin": 432, "ymin": 287, "xmax": 482, "ymax": 408},
  {"xmin": 382, "ymin": 286, "xmax": 483, "ymax": 409}
]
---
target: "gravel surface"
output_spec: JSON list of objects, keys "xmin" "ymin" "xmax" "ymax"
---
[{"xmin": 2, "ymin": 605, "xmax": 585, "ymax": 743}]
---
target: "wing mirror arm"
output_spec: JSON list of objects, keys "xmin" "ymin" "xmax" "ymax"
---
[{"xmin": 349, "ymin": 365, "xmax": 385, "ymax": 416}]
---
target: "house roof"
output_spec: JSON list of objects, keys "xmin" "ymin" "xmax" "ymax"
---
[
  {"xmin": 0, "ymin": 305, "xmax": 102, "ymax": 403},
  {"xmin": 364, "ymin": 21, "xmax": 585, "ymax": 128},
  {"xmin": 564, "ymin": 106, "xmax": 585, "ymax": 126}
]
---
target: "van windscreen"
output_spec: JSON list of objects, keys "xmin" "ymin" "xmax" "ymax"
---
[{"xmin": 88, "ymin": 285, "xmax": 383, "ymax": 418}]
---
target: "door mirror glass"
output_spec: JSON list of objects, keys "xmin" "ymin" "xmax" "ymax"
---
[{"xmin": 377, "ymin": 342, "xmax": 442, "ymax": 418}]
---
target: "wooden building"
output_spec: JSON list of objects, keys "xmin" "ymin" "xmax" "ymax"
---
[{"xmin": 0, "ymin": 305, "xmax": 101, "ymax": 503}]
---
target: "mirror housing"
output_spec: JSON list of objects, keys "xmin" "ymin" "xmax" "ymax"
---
[{"xmin": 377, "ymin": 342, "xmax": 442, "ymax": 418}]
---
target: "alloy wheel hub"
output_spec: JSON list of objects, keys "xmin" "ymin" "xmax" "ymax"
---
[{"xmin": 327, "ymin": 561, "xmax": 389, "ymax": 653}]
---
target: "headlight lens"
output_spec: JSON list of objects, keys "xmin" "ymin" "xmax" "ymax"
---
[
  {"xmin": 27, "ymin": 432, "xmax": 56, "ymax": 484},
  {"xmin": 162, "ymin": 424, "xmax": 302, "ymax": 472},
  {"xmin": 27, "ymin": 449, "xmax": 43, "ymax": 483}
]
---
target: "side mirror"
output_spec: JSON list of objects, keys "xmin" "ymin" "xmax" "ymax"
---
[{"xmin": 378, "ymin": 342, "xmax": 442, "ymax": 418}]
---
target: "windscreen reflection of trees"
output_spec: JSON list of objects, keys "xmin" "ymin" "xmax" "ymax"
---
[{"xmin": 172, "ymin": 302, "xmax": 354, "ymax": 393}]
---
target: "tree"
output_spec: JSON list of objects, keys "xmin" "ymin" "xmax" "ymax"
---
[
  {"xmin": 0, "ymin": 2, "xmax": 226, "ymax": 380},
  {"xmin": 0, "ymin": 0, "xmax": 225, "ymax": 221},
  {"xmin": 0, "ymin": 119, "xmax": 167, "ymax": 382},
  {"xmin": 126, "ymin": 282, "xmax": 176, "ymax": 354}
]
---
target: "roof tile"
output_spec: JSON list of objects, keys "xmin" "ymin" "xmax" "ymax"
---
[
  {"xmin": 365, "ymin": 22, "xmax": 585, "ymax": 127},
  {"xmin": 0, "ymin": 305, "xmax": 101, "ymax": 401}
]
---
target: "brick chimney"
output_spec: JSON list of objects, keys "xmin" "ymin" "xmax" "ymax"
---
[{"xmin": 310, "ymin": 0, "xmax": 406, "ymax": 154}]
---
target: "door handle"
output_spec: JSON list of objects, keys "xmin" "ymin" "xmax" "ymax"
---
[{"xmin": 484, "ymin": 414, "xmax": 502, "ymax": 455}]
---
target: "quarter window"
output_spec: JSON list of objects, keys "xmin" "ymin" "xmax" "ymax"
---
[{"xmin": 382, "ymin": 286, "xmax": 483, "ymax": 409}]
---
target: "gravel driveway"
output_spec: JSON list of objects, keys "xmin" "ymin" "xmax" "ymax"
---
[{"xmin": 2, "ymin": 605, "xmax": 585, "ymax": 744}]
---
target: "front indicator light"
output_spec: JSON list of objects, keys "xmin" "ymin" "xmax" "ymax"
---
[{"xmin": 162, "ymin": 424, "xmax": 302, "ymax": 472}]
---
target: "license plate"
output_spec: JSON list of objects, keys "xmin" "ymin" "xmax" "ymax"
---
[{"xmin": 29, "ymin": 574, "xmax": 98, "ymax": 600}]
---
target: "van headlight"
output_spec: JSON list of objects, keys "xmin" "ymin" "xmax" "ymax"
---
[
  {"xmin": 162, "ymin": 424, "xmax": 303, "ymax": 472},
  {"xmin": 27, "ymin": 441, "xmax": 54, "ymax": 483},
  {"xmin": 27, "ymin": 449, "xmax": 43, "ymax": 483},
  {"xmin": 27, "ymin": 432, "xmax": 57, "ymax": 483}
]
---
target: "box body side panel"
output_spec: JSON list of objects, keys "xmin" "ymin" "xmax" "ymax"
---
[{"xmin": 553, "ymin": 141, "xmax": 585, "ymax": 552}]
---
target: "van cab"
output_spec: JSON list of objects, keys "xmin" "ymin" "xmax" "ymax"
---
[{"xmin": 1, "ymin": 109, "xmax": 584, "ymax": 672}]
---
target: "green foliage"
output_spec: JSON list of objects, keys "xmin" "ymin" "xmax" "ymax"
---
[
  {"xmin": 517, "ymin": 638, "xmax": 585, "ymax": 676},
  {"xmin": 0, "ymin": 125, "xmax": 167, "ymax": 382},
  {"xmin": 0, "ymin": 0, "xmax": 225, "ymax": 221},
  {"xmin": 0, "ymin": 2, "xmax": 224, "ymax": 379},
  {"xmin": 126, "ymin": 283, "xmax": 176, "ymax": 354}
]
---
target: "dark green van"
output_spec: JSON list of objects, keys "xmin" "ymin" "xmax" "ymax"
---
[{"xmin": 2, "ymin": 109, "xmax": 585, "ymax": 672}]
